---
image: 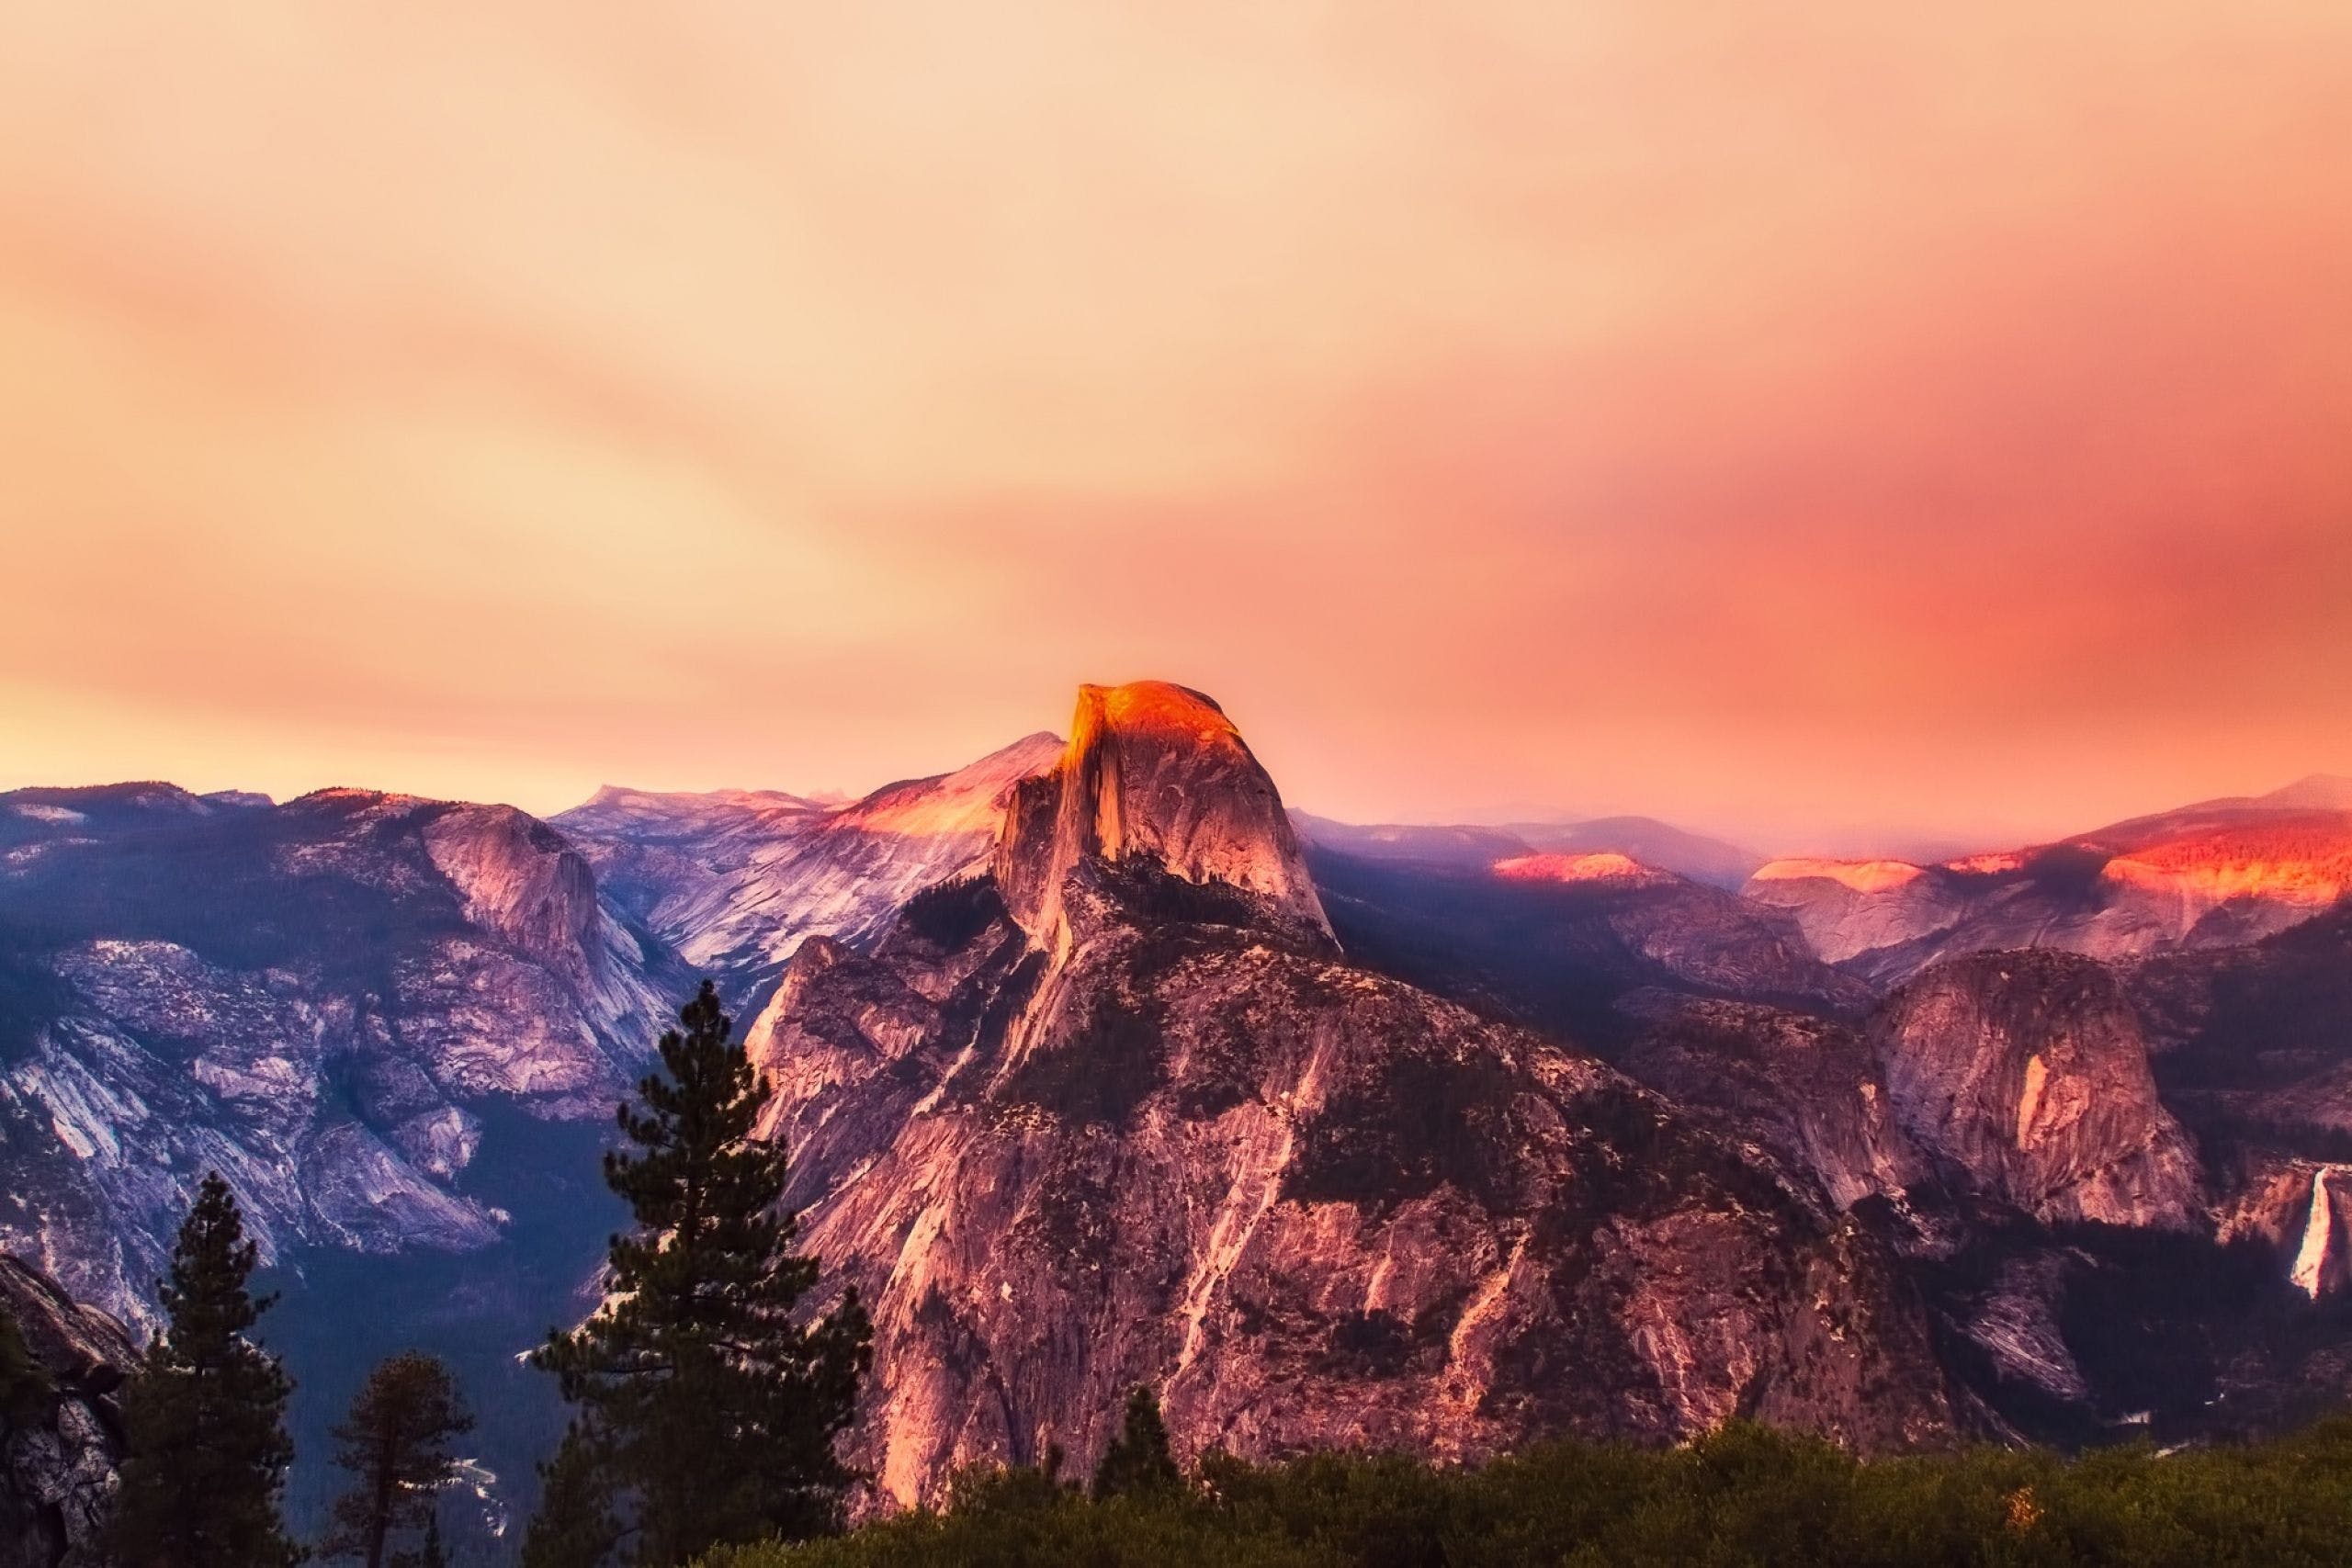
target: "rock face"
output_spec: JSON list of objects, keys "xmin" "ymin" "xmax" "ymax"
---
[
  {"xmin": 555, "ymin": 734, "xmax": 1064, "ymax": 998},
  {"xmin": 743, "ymin": 684, "xmax": 1962, "ymax": 1507},
  {"xmin": 1743, "ymin": 788, "xmax": 2352, "ymax": 986},
  {"xmin": 1743, "ymin": 859, "xmax": 1978, "ymax": 970},
  {"xmin": 1620, "ymin": 998, "xmax": 1929, "ymax": 1213},
  {"xmin": 2127, "ymin": 899, "xmax": 2352, "ymax": 1151},
  {"xmin": 995, "ymin": 683, "xmax": 1329, "ymax": 950},
  {"xmin": 1870, "ymin": 951, "xmax": 2200, "ymax": 1229},
  {"xmin": 2218, "ymin": 1161, "xmax": 2352, "ymax": 1300},
  {"xmin": 0, "ymin": 784, "xmax": 680, "ymax": 1325},
  {"xmin": 0, "ymin": 1255, "xmax": 134, "ymax": 1568}
]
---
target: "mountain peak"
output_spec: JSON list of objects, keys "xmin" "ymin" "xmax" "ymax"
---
[
  {"xmin": 994, "ymin": 681, "xmax": 1329, "ymax": 945},
  {"xmin": 1072, "ymin": 680, "xmax": 1231, "ymax": 743},
  {"xmin": 2264, "ymin": 773, "xmax": 2352, "ymax": 811}
]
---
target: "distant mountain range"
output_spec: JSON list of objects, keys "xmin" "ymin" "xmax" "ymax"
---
[
  {"xmin": 6, "ymin": 714, "xmax": 2352, "ymax": 1531},
  {"xmin": 1744, "ymin": 777, "xmax": 2352, "ymax": 984},
  {"xmin": 551, "ymin": 733, "xmax": 1064, "ymax": 1016},
  {"xmin": 1291, "ymin": 811, "xmax": 1766, "ymax": 888}
]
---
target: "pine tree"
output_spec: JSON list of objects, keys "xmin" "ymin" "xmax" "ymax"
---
[
  {"xmin": 530, "ymin": 981, "xmax": 872, "ymax": 1566},
  {"xmin": 0, "ymin": 1303, "xmax": 48, "ymax": 1425},
  {"xmin": 107, "ymin": 1170, "xmax": 301, "ymax": 1568},
  {"xmin": 324, "ymin": 1351, "xmax": 474, "ymax": 1567},
  {"xmin": 398, "ymin": 1510, "xmax": 447, "ymax": 1568},
  {"xmin": 519, "ymin": 1425, "xmax": 622, "ymax": 1568},
  {"xmin": 1091, "ymin": 1385, "xmax": 1181, "ymax": 1500}
]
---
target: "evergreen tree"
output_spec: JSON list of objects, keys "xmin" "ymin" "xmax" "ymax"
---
[
  {"xmin": 0, "ymin": 1303, "xmax": 48, "ymax": 1425},
  {"xmin": 107, "ymin": 1170, "xmax": 301, "ymax": 1568},
  {"xmin": 531, "ymin": 981, "xmax": 872, "ymax": 1566},
  {"xmin": 1091, "ymin": 1386, "xmax": 1181, "ymax": 1500},
  {"xmin": 519, "ymin": 1425, "xmax": 622, "ymax": 1568},
  {"xmin": 324, "ymin": 1351, "xmax": 474, "ymax": 1567},
  {"xmin": 397, "ymin": 1510, "xmax": 447, "ymax": 1568}
]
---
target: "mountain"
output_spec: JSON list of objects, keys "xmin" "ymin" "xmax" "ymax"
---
[
  {"xmin": 0, "ymin": 1253, "xmax": 132, "ymax": 1568},
  {"xmin": 1304, "ymin": 844, "xmax": 1868, "ymax": 1055},
  {"xmin": 0, "ymin": 782, "xmax": 680, "ymax": 1547},
  {"xmin": 1741, "ymin": 786, "xmax": 2352, "ymax": 985},
  {"xmin": 2127, "ymin": 899, "xmax": 2352, "ymax": 1303},
  {"xmin": 2258, "ymin": 774, "xmax": 2352, "ymax": 812},
  {"xmin": 0, "ymin": 784, "xmax": 677, "ymax": 1327},
  {"xmin": 1286, "ymin": 814, "xmax": 1528, "ymax": 872},
  {"xmin": 1870, "ymin": 951, "xmax": 2200, "ymax": 1230},
  {"xmin": 1617, "ymin": 998, "xmax": 1929, "ymax": 1213},
  {"xmin": 553, "ymin": 734, "xmax": 1064, "ymax": 1006},
  {"xmin": 1613, "ymin": 952, "xmax": 2343, "ymax": 1444},
  {"xmin": 1292, "ymin": 812, "xmax": 1763, "ymax": 889},
  {"xmin": 1503, "ymin": 817, "xmax": 1768, "ymax": 889},
  {"xmin": 12, "ymin": 719, "xmax": 2352, "ymax": 1522},
  {"xmin": 740, "ymin": 682, "xmax": 1965, "ymax": 1505}
]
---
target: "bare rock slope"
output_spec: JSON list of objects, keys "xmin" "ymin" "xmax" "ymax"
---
[
  {"xmin": 0, "ymin": 784, "xmax": 679, "ymax": 1325},
  {"xmin": 1871, "ymin": 950, "xmax": 2200, "ymax": 1229},
  {"xmin": 745, "ymin": 683, "xmax": 1962, "ymax": 1506},
  {"xmin": 0, "ymin": 1254, "xmax": 134, "ymax": 1568},
  {"xmin": 1744, "ymin": 784, "xmax": 2352, "ymax": 985},
  {"xmin": 555, "ymin": 735, "xmax": 1064, "ymax": 999}
]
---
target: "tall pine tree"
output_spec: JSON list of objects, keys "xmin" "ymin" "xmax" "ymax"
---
[
  {"xmin": 519, "ymin": 1424, "xmax": 621, "ymax": 1568},
  {"xmin": 107, "ymin": 1170, "xmax": 301, "ymax": 1568},
  {"xmin": 1091, "ymin": 1385, "xmax": 1182, "ymax": 1500},
  {"xmin": 403, "ymin": 1510, "xmax": 447, "ymax": 1568},
  {"xmin": 0, "ymin": 1303, "xmax": 47, "ymax": 1424},
  {"xmin": 531, "ymin": 981, "xmax": 872, "ymax": 1566},
  {"xmin": 324, "ymin": 1350, "xmax": 473, "ymax": 1567}
]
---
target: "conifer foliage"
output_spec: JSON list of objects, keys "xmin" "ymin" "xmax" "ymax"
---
[
  {"xmin": 324, "ymin": 1350, "xmax": 474, "ymax": 1567},
  {"xmin": 412, "ymin": 1510, "xmax": 448, "ymax": 1568},
  {"xmin": 107, "ymin": 1170, "xmax": 301, "ymax": 1568},
  {"xmin": 0, "ymin": 1303, "xmax": 47, "ymax": 1424},
  {"xmin": 530, "ymin": 980, "xmax": 872, "ymax": 1566},
  {"xmin": 1091, "ymin": 1385, "xmax": 1182, "ymax": 1500},
  {"xmin": 520, "ymin": 1424, "xmax": 623, "ymax": 1568}
]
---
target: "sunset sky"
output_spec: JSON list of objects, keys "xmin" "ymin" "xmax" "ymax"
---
[{"xmin": 3, "ymin": 2, "xmax": 2349, "ymax": 852}]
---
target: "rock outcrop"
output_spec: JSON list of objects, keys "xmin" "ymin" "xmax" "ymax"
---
[
  {"xmin": 742, "ymin": 683, "xmax": 1962, "ymax": 1506},
  {"xmin": 1302, "ymin": 843, "xmax": 1868, "ymax": 1055},
  {"xmin": 555, "ymin": 734, "xmax": 1064, "ymax": 995},
  {"xmin": 0, "ymin": 1255, "xmax": 133, "ymax": 1568},
  {"xmin": 995, "ymin": 682, "xmax": 1329, "ymax": 951},
  {"xmin": 0, "ymin": 784, "xmax": 680, "ymax": 1325},
  {"xmin": 1290, "ymin": 813, "xmax": 1763, "ymax": 890},
  {"xmin": 1742, "ymin": 788, "xmax": 2352, "ymax": 986},
  {"xmin": 2219, "ymin": 1161, "xmax": 2352, "ymax": 1300},
  {"xmin": 1743, "ymin": 859, "xmax": 1978, "ymax": 970},
  {"xmin": 1620, "ymin": 998, "xmax": 1930, "ymax": 1213},
  {"xmin": 1870, "ymin": 951, "xmax": 2200, "ymax": 1229}
]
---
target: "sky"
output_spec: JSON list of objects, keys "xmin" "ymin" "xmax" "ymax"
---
[{"xmin": 3, "ymin": 1, "xmax": 2349, "ymax": 853}]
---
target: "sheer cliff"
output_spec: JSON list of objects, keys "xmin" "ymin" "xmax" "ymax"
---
[
  {"xmin": 0, "ymin": 784, "xmax": 681, "ymax": 1325},
  {"xmin": 1743, "ymin": 787, "xmax": 2352, "ymax": 986},
  {"xmin": 0, "ymin": 1255, "xmax": 132, "ymax": 1568},
  {"xmin": 741, "ymin": 684, "xmax": 1963, "ymax": 1505},
  {"xmin": 554, "ymin": 735, "xmax": 1064, "ymax": 1004}
]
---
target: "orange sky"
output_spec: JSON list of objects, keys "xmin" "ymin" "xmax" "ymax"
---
[{"xmin": 3, "ymin": 2, "xmax": 2349, "ymax": 852}]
